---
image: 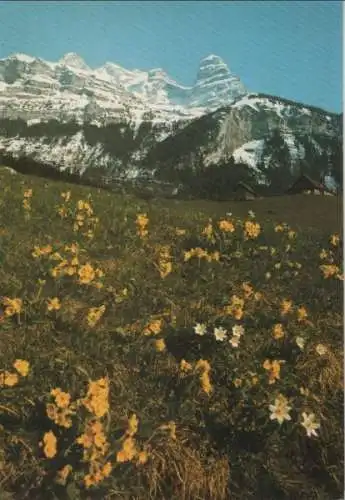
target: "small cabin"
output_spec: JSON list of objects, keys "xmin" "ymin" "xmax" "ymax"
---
[
  {"xmin": 234, "ymin": 181, "xmax": 257, "ymax": 201},
  {"xmin": 286, "ymin": 174, "xmax": 335, "ymax": 196}
]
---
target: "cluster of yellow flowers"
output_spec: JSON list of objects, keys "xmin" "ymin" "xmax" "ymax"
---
[
  {"xmin": 224, "ymin": 295, "xmax": 245, "ymax": 320},
  {"xmin": 77, "ymin": 419, "xmax": 112, "ymax": 488},
  {"xmin": 274, "ymin": 223, "xmax": 296, "ymax": 239},
  {"xmin": 117, "ymin": 414, "xmax": 149, "ymax": 465},
  {"xmin": 47, "ymin": 387, "xmax": 76, "ymax": 428},
  {"xmin": 32, "ymin": 244, "xmax": 53, "ymax": 258},
  {"xmin": 22, "ymin": 188, "xmax": 33, "ymax": 218},
  {"xmin": 136, "ymin": 213, "xmax": 149, "ymax": 238},
  {"xmin": 143, "ymin": 318, "xmax": 163, "ymax": 336},
  {"xmin": 32, "ymin": 242, "xmax": 104, "ymax": 288},
  {"xmin": 87, "ymin": 305, "xmax": 106, "ymax": 327},
  {"xmin": 180, "ymin": 358, "xmax": 212, "ymax": 395},
  {"xmin": 218, "ymin": 219, "xmax": 236, "ymax": 233},
  {"xmin": 263, "ymin": 359, "xmax": 284, "ymax": 384},
  {"xmin": 83, "ymin": 377, "xmax": 110, "ymax": 418},
  {"xmin": 243, "ymin": 220, "xmax": 261, "ymax": 239},
  {"xmin": 0, "ymin": 359, "xmax": 30, "ymax": 387},
  {"xmin": 183, "ymin": 247, "xmax": 220, "ymax": 263},
  {"xmin": 1, "ymin": 297, "xmax": 22, "ymax": 317},
  {"xmin": 318, "ymin": 234, "xmax": 343, "ymax": 280},
  {"xmin": 272, "ymin": 323, "xmax": 284, "ymax": 340},
  {"xmin": 73, "ymin": 199, "xmax": 99, "ymax": 239},
  {"xmin": 57, "ymin": 191, "xmax": 71, "ymax": 219},
  {"xmin": 157, "ymin": 245, "xmax": 173, "ymax": 279},
  {"xmin": 320, "ymin": 263, "xmax": 342, "ymax": 280}
]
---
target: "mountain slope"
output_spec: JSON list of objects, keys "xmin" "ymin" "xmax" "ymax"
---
[{"xmin": 143, "ymin": 93, "xmax": 341, "ymax": 187}]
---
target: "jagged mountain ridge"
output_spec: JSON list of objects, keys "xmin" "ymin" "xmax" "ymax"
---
[
  {"xmin": 0, "ymin": 52, "xmax": 341, "ymax": 190},
  {"xmin": 0, "ymin": 52, "xmax": 246, "ymax": 124}
]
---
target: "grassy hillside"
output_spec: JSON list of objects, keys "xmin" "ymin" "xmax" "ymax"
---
[{"xmin": 0, "ymin": 166, "xmax": 343, "ymax": 499}]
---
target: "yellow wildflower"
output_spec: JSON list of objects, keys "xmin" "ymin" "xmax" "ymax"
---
[
  {"xmin": 242, "ymin": 282, "xmax": 253, "ymax": 298},
  {"xmin": 78, "ymin": 263, "xmax": 96, "ymax": 284},
  {"xmin": 143, "ymin": 319, "xmax": 162, "ymax": 336},
  {"xmin": 202, "ymin": 221, "xmax": 214, "ymax": 240},
  {"xmin": 272, "ymin": 323, "xmax": 284, "ymax": 339},
  {"xmin": 0, "ymin": 371, "xmax": 19, "ymax": 387},
  {"xmin": 320, "ymin": 264, "xmax": 340, "ymax": 278},
  {"xmin": 117, "ymin": 437, "xmax": 137, "ymax": 462},
  {"xmin": 297, "ymin": 306, "xmax": 308, "ymax": 322},
  {"xmin": 330, "ymin": 234, "xmax": 340, "ymax": 246},
  {"xmin": 218, "ymin": 219, "xmax": 235, "ymax": 232},
  {"xmin": 61, "ymin": 191, "xmax": 71, "ymax": 202},
  {"xmin": 180, "ymin": 359, "xmax": 193, "ymax": 372},
  {"xmin": 200, "ymin": 370, "xmax": 212, "ymax": 394},
  {"xmin": 137, "ymin": 450, "xmax": 149, "ymax": 465},
  {"xmin": 195, "ymin": 359, "xmax": 211, "ymax": 373},
  {"xmin": 3, "ymin": 297, "xmax": 22, "ymax": 317},
  {"xmin": 280, "ymin": 299, "xmax": 293, "ymax": 316},
  {"xmin": 47, "ymin": 297, "xmax": 61, "ymax": 312},
  {"xmin": 51, "ymin": 388, "xmax": 71, "ymax": 409},
  {"xmin": 263, "ymin": 359, "xmax": 282, "ymax": 384},
  {"xmin": 87, "ymin": 305, "xmax": 106, "ymax": 327},
  {"xmin": 244, "ymin": 220, "xmax": 261, "ymax": 239},
  {"xmin": 23, "ymin": 189, "xmax": 33, "ymax": 198},
  {"xmin": 56, "ymin": 464, "xmax": 72, "ymax": 485},
  {"xmin": 13, "ymin": 359, "xmax": 30, "ymax": 377},
  {"xmin": 315, "ymin": 343, "xmax": 327, "ymax": 356},
  {"xmin": 58, "ymin": 207, "xmax": 67, "ymax": 218},
  {"xmin": 127, "ymin": 414, "xmax": 139, "ymax": 437},
  {"xmin": 319, "ymin": 249, "xmax": 328, "ymax": 259},
  {"xmin": 41, "ymin": 431, "xmax": 57, "ymax": 458},
  {"xmin": 233, "ymin": 378, "xmax": 242, "ymax": 388},
  {"xmin": 155, "ymin": 339, "xmax": 166, "ymax": 352}
]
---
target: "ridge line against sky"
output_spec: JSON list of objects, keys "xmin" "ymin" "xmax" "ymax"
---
[{"xmin": 0, "ymin": 0, "xmax": 342, "ymax": 112}]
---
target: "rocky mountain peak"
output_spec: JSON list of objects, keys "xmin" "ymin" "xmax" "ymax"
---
[
  {"xmin": 190, "ymin": 54, "xmax": 246, "ymax": 108},
  {"xmin": 59, "ymin": 52, "xmax": 90, "ymax": 71}
]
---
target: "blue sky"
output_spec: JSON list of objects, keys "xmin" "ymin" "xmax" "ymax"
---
[{"xmin": 0, "ymin": 1, "xmax": 342, "ymax": 112}]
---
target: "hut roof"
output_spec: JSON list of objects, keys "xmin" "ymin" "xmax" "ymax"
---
[
  {"xmin": 286, "ymin": 174, "xmax": 334, "ymax": 194},
  {"xmin": 235, "ymin": 181, "xmax": 257, "ymax": 195}
]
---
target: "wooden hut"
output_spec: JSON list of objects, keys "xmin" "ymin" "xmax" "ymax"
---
[
  {"xmin": 286, "ymin": 174, "xmax": 335, "ymax": 196},
  {"xmin": 234, "ymin": 181, "xmax": 257, "ymax": 201}
]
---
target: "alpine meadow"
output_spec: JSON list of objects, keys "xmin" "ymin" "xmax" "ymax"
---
[{"xmin": 0, "ymin": 1, "xmax": 343, "ymax": 499}]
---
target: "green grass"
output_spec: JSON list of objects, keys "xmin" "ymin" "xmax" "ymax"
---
[{"xmin": 0, "ymin": 167, "xmax": 343, "ymax": 499}]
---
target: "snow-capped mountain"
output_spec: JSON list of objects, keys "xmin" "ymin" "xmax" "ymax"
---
[
  {"xmin": 0, "ymin": 52, "xmax": 342, "ymax": 191},
  {"xmin": 0, "ymin": 52, "xmax": 246, "ymax": 124}
]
